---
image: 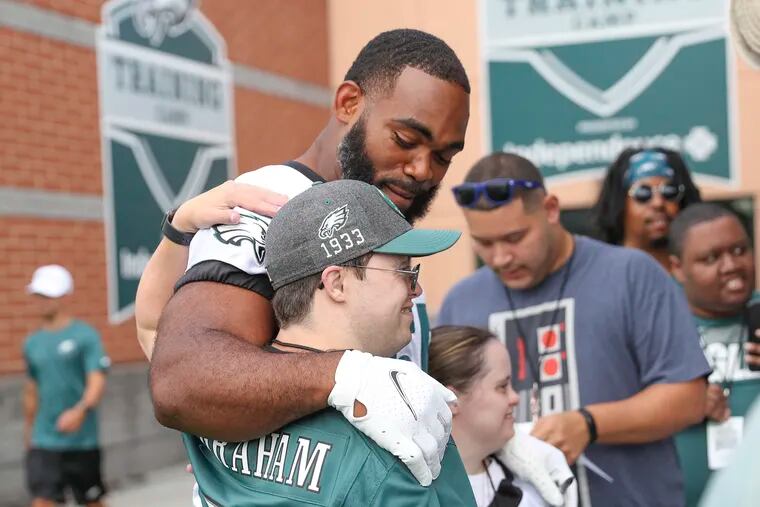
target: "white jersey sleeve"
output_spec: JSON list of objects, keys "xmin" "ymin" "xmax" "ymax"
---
[{"xmin": 178, "ymin": 164, "xmax": 319, "ymax": 295}]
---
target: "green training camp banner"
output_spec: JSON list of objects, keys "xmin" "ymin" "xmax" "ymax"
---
[
  {"xmin": 97, "ymin": 0, "xmax": 234, "ymax": 322},
  {"xmin": 481, "ymin": 0, "xmax": 737, "ymax": 184}
]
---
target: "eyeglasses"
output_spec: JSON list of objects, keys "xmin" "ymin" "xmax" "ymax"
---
[
  {"xmin": 358, "ymin": 264, "xmax": 421, "ymax": 292},
  {"xmin": 628, "ymin": 182, "xmax": 685, "ymax": 204},
  {"xmin": 452, "ymin": 179, "xmax": 544, "ymax": 208}
]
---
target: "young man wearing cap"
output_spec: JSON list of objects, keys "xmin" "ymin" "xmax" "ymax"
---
[
  {"xmin": 23, "ymin": 265, "xmax": 110, "ymax": 507},
  {"xmin": 592, "ymin": 148, "xmax": 701, "ymax": 272},
  {"xmin": 438, "ymin": 152, "xmax": 710, "ymax": 507},
  {"xmin": 186, "ymin": 179, "xmax": 475, "ymax": 506}
]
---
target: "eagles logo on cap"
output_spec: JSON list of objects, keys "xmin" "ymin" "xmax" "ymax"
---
[{"xmin": 318, "ymin": 205, "xmax": 349, "ymax": 240}]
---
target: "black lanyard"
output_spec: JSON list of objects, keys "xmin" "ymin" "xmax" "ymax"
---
[{"xmin": 503, "ymin": 238, "xmax": 575, "ymax": 406}]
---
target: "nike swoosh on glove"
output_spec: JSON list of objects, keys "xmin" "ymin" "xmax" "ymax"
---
[
  {"xmin": 327, "ymin": 350, "xmax": 456, "ymax": 486},
  {"xmin": 497, "ymin": 432, "xmax": 578, "ymax": 507}
]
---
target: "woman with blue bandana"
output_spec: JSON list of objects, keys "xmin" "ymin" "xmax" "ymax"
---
[{"xmin": 592, "ymin": 147, "xmax": 701, "ymax": 271}]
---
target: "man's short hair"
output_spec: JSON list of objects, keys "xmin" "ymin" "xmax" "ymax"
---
[
  {"xmin": 463, "ymin": 152, "xmax": 545, "ymax": 211},
  {"xmin": 344, "ymin": 29, "xmax": 470, "ymax": 98},
  {"xmin": 668, "ymin": 203, "xmax": 743, "ymax": 257},
  {"xmin": 272, "ymin": 253, "xmax": 373, "ymax": 328}
]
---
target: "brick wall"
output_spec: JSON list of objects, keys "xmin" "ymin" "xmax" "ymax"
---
[{"xmin": 0, "ymin": 0, "xmax": 330, "ymax": 375}]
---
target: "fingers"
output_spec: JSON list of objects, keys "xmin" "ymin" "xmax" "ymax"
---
[
  {"xmin": 394, "ymin": 438, "xmax": 433, "ymax": 486},
  {"xmin": 530, "ymin": 420, "xmax": 550, "ymax": 442},
  {"xmin": 435, "ymin": 383, "xmax": 458, "ymax": 404},
  {"xmin": 230, "ymin": 183, "xmax": 288, "ymax": 217},
  {"xmin": 412, "ymin": 431, "xmax": 441, "ymax": 481},
  {"xmin": 745, "ymin": 341, "xmax": 760, "ymax": 367},
  {"xmin": 705, "ymin": 384, "xmax": 729, "ymax": 421}
]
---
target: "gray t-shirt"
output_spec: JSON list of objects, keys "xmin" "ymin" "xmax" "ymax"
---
[{"xmin": 438, "ymin": 236, "xmax": 711, "ymax": 507}]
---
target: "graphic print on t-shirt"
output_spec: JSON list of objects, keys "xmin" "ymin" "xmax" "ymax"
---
[
  {"xmin": 489, "ymin": 298, "xmax": 594, "ymax": 506},
  {"xmin": 489, "ymin": 298, "xmax": 581, "ymax": 423}
]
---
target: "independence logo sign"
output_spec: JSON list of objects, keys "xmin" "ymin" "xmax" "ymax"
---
[
  {"xmin": 97, "ymin": 0, "xmax": 234, "ymax": 322},
  {"xmin": 481, "ymin": 0, "xmax": 737, "ymax": 183}
]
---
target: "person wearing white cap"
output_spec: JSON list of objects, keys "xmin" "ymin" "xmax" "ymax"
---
[{"xmin": 23, "ymin": 265, "xmax": 110, "ymax": 507}]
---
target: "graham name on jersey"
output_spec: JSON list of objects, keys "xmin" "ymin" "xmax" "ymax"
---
[{"xmin": 198, "ymin": 432, "xmax": 333, "ymax": 493}]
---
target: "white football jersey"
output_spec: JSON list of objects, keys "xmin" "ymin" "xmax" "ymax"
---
[{"xmin": 184, "ymin": 163, "xmax": 430, "ymax": 371}]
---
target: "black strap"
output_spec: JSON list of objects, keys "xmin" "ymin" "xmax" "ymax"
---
[
  {"xmin": 283, "ymin": 160, "xmax": 326, "ymax": 183},
  {"xmin": 578, "ymin": 407, "xmax": 598, "ymax": 444},
  {"xmin": 486, "ymin": 456, "xmax": 523, "ymax": 507},
  {"xmin": 162, "ymin": 208, "xmax": 196, "ymax": 246},
  {"xmin": 503, "ymin": 237, "xmax": 576, "ymax": 394}
]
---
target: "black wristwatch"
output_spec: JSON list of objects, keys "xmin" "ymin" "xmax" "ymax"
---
[
  {"xmin": 578, "ymin": 407, "xmax": 598, "ymax": 444},
  {"xmin": 161, "ymin": 208, "xmax": 195, "ymax": 246}
]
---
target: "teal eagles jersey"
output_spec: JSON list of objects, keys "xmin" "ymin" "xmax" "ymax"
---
[
  {"xmin": 185, "ymin": 164, "xmax": 432, "ymax": 372},
  {"xmin": 185, "ymin": 409, "xmax": 476, "ymax": 507},
  {"xmin": 23, "ymin": 319, "xmax": 110, "ymax": 450},
  {"xmin": 675, "ymin": 292, "xmax": 760, "ymax": 506}
]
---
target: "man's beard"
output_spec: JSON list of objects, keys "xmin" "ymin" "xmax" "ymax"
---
[{"xmin": 337, "ymin": 117, "xmax": 439, "ymax": 224}]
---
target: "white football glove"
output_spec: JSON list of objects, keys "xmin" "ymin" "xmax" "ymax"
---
[
  {"xmin": 498, "ymin": 432, "xmax": 578, "ymax": 507},
  {"xmin": 327, "ymin": 350, "xmax": 456, "ymax": 486}
]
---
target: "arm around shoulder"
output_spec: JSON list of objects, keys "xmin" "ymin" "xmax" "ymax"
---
[{"xmin": 149, "ymin": 280, "xmax": 341, "ymax": 441}]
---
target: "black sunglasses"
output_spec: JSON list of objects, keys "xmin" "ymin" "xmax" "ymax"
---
[
  {"xmin": 628, "ymin": 182, "xmax": 685, "ymax": 204},
  {"xmin": 452, "ymin": 179, "xmax": 544, "ymax": 208}
]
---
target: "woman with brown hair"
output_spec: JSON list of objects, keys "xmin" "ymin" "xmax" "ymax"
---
[{"xmin": 429, "ymin": 325, "xmax": 577, "ymax": 507}]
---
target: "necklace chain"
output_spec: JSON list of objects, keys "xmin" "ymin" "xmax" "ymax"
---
[{"xmin": 503, "ymin": 237, "xmax": 576, "ymax": 418}]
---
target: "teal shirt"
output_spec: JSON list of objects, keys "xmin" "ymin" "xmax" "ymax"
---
[
  {"xmin": 186, "ymin": 409, "xmax": 477, "ymax": 507},
  {"xmin": 23, "ymin": 320, "xmax": 110, "ymax": 450},
  {"xmin": 675, "ymin": 296, "xmax": 760, "ymax": 506}
]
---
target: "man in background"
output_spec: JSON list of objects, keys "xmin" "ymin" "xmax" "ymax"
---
[
  {"xmin": 439, "ymin": 152, "xmax": 709, "ymax": 506},
  {"xmin": 592, "ymin": 148, "xmax": 701, "ymax": 272},
  {"xmin": 668, "ymin": 203, "xmax": 760, "ymax": 505},
  {"xmin": 23, "ymin": 265, "xmax": 110, "ymax": 507}
]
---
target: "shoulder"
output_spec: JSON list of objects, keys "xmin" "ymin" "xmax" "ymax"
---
[
  {"xmin": 73, "ymin": 320, "xmax": 100, "ymax": 335},
  {"xmin": 23, "ymin": 330, "xmax": 42, "ymax": 351},
  {"xmin": 71, "ymin": 320, "xmax": 102, "ymax": 341},
  {"xmin": 444, "ymin": 266, "xmax": 496, "ymax": 300},
  {"xmin": 235, "ymin": 165, "xmax": 316, "ymax": 198},
  {"xmin": 576, "ymin": 236, "xmax": 664, "ymax": 276}
]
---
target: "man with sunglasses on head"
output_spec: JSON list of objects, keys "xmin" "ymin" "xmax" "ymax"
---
[
  {"xmin": 439, "ymin": 152, "xmax": 710, "ymax": 507},
  {"xmin": 592, "ymin": 148, "xmax": 701, "ymax": 272}
]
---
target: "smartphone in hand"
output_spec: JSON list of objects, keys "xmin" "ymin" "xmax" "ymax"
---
[{"xmin": 744, "ymin": 300, "xmax": 760, "ymax": 371}]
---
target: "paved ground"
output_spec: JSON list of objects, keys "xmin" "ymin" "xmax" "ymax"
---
[{"xmin": 108, "ymin": 465, "xmax": 196, "ymax": 507}]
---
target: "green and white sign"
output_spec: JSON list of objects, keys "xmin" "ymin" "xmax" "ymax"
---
[
  {"xmin": 481, "ymin": 0, "xmax": 737, "ymax": 184},
  {"xmin": 97, "ymin": 0, "xmax": 234, "ymax": 322}
]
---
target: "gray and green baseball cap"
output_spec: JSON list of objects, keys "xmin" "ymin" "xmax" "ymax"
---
[{"xmin": 266, "ymin": 179, "xmax": 460, "ymax": 290}]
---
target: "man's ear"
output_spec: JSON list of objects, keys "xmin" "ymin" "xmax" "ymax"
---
[
  {"xmin": 670, "ymin": 255, "xmax": 685, "ymax": 283},
  {"xmin": 320, "ymin": 266, "xmax": 347, "ymax": 303},
  {"xmin": 543, "ymin": 193, "xmax": 561, "ymax": 224},
  {"xmin": 333, "ymin": 80, "xmax": 364, "ymax": 126}
]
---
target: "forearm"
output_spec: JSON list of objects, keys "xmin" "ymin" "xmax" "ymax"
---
[
  {"xmin": 23, "ymin": 384, "xmax": 37, "ymax": 429},
  {"xmin": 76, "ymin": 372, "xmax": 106, "ymax": 410},
  {"xmin": 135, "ymin": 238, "xmax": 189, "ymax": 360},
  {"xmin": 587, "ymin": 378, "xmax": 706, "ymax": 444},
  {"xmin": 150, "ymin": 326, "xmax": 342, "ymax": 441}
]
